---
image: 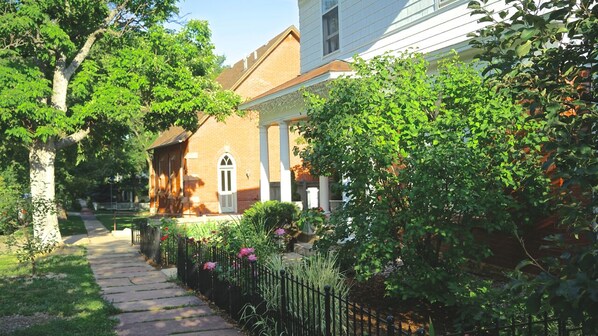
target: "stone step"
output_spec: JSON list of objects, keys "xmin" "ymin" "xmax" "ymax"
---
[{"xmin": 293, "ymin": 242, "xmax": 315, "ymax": 257}]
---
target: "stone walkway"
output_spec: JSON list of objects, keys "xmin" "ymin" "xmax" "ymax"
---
[{"xmin": 81, "ymin": 211, "xmax": 244, "ymax": 336}]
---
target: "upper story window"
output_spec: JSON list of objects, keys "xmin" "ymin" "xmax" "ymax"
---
[
  {"xmin": 322, "ymin": 0, "xmax": 339, "ymax": 56},
  {"xmin": 437, "ymin": 0, "xmax": 458, "ymax": 8}
]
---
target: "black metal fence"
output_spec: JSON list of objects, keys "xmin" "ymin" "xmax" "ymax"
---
[
  {"xmin": 139, "ymin": 226, "xmax": 589, "ymax": 336},
  {"xmin": 130, "ymin": 218, "xmax": 143, "ymax": 245},
  {"xmin": 137, "ymin": 220, "xmax": 177, "ymax": 266}
]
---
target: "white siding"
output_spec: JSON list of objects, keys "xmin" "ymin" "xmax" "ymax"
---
[{"xmin": 299, "ymin": 0, "xmax": 507, "ymax": 73}]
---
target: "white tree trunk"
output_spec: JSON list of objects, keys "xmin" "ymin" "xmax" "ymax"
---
[{"xmin": 29, "ymin": 139, "xmax": 62, "ymax": 247}]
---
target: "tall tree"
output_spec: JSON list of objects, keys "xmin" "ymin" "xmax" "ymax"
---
[{"xmin": 0, "ymin": 1, "xmax": 240, "ymax": 247}]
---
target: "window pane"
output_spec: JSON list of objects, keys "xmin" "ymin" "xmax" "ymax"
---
[
  {"xmin": 325, "ymin": 10, "xmax": 338, "ymax": 34},
  {"xmin": 227, "ymin": 171, "xmax": 232, "ymax": 191},
  {"xmin": 221, "ymin": 170, "xmax": 225, "ymax": 191},
  {"xmin": 323, "ymin": 7, "xmax": 339, "ymax": 55},
  {"xmin": 323, "ymin": 0, "xmax": 338, "ymax": 12}
]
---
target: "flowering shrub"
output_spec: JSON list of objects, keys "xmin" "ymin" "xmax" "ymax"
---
[
  {"xmin": 238, "ymin": 247, "xmax": 257, "ymax": 262},
  {"xmin": 203, "ymin": 261, "xmax": 217, "ymax": 271}
]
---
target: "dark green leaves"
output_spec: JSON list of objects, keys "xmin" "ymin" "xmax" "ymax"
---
[{"xmin": 297, "ymin": 52, "xmax": 549, "ymax": 316}]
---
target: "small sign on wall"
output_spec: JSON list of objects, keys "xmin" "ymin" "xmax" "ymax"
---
[{"xmin": 185, "ymin": 152, "xmax": 198, "ymax": 159}]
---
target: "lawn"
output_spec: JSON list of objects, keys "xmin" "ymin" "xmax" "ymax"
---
[
  {"xmin": 58, "ymin": 215, "xmax": 87, "ymax": 236},
  {"xmin": 95, "ymin": 211, "xmax": 149, "ymax": 231},
  {"xmin": 0, "ymin": 245, "xmax": 118, "ymax": 335}
]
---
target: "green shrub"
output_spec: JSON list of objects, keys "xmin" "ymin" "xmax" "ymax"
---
[
  {"xmin": 0, "ymin": 168, "xmax": 26, "ymax": 235},
  {"xmin": 215, "ymin": 218, "xmax": 278, "ymax": 261},
  {"xmin": 241, "ymin": 201, "xmax": 299, "ymax": 231},
  {"xmin": 261, "ymin": 252, "xmax": 350, "ymax": 334},
  {"xmin": 185, "ymin": 221, "xmax": 220, "ymax": 243}
]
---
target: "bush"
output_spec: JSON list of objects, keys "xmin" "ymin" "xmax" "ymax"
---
[
  {"xmin": 215, "ymin": 219, "xmax": 278, "ymax": 261},
  {"xmin": 0, "ymin": 168, "xmax": 26, "ymax": 235},
  {"xmin": 241, "ymin": 201, "xmax": 299, "ymax": 231}
]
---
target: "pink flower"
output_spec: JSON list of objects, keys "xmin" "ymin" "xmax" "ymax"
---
[
  {"xmin": 274, "ymin": 228, "xmax": 286, "ymax": 236},
  {"xmin": 203, "ymin": 261, "xmax": 217, "ymax": 271},
  {"xmin": 247, "ymin": 254, "xmax": 258, "ymax": 262},
  {"xmin": 238, "ymin": 247, "xmax": 255, "ymax": 258}
]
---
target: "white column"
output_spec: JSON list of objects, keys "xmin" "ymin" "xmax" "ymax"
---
[
  {"xmin": 319, "ymin": 176, "xmax": 330, "ymax": 212},
  {"xmin": 279, "ymin": 121, "xmax": 292, "ymax": 202},
  {"xmin": 259, "ymin": 125, "xmax": 271, "ymax": 201}
]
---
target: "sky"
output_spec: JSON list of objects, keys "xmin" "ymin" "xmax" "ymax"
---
[{"xmin": 173, "ymin": 0, "xmax": 300, "ymax": 66}]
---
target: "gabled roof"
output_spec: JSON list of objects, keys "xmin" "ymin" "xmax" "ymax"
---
[
  {"xmin": 147, "ymin": 114, "xmax": 209, "ymax": 150},
  {"xmin": 148, "ymin": 26, "xmax": 300, "ymax": 151},
  {"xmin": 216, "ymin": 25, "xmax": 300, "ymax": 92}
]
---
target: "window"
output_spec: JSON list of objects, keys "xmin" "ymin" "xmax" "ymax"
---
[
  {"xmin": 322, "ymin": 0, "xmax": 339, "ymax": 55},
  {"xmin": 437, "ymin": 0, "xmax": 458, "ymax": 8},
  {"xmin": 218, "ymin": 154, "xmax": 236, "ymax": 213}
]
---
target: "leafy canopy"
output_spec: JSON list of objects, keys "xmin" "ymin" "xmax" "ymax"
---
[
  {"xmin": 469, "ymin": 0, "xmax": 597, "ymax": 329},
  {"xmin": 297, "ymin": 52, "xmax": 549, "ymax": 314},
  {"xmin": 0, "ymin": 0, "xmax": 239, "ymax": 145}
]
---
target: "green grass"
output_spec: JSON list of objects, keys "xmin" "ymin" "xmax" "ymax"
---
[
  {"xmin": 0, "ymin": 245, "xmax": 118, "ymax": 335},
  {"xmin": 58, "ymin": 215, "xmax": 87, "ymax": 236},
  {"xmin": 95, "ymin": 211, "xmax": 148, "ymax": 231}
]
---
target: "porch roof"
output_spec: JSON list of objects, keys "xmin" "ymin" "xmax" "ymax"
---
[{"xmin": 239, "ymin": 60, "xmax": 353, "ymax": 110}]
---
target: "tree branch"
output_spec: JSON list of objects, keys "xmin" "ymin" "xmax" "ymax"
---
[
  {"xmin": 63, "ymin": 1, "xmax": 130, "ymax": 80},
  {"xmin": 56, "ymin": 128, "xmax": 91, "ymax": 149}
]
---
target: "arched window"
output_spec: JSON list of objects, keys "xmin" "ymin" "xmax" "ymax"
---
[{"xmin": 218, "ymin": 154, "xmax": 236, "ymax": 213}]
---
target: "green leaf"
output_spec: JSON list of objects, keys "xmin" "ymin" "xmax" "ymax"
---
[{"xmin": 515, "ymin": 40, "xmax": 532, "ymax": 57}]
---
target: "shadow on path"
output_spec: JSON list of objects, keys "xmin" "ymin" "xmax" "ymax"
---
[{"xmin": 81, "ymin": 208, "xmax": 244, "ymax": 336}]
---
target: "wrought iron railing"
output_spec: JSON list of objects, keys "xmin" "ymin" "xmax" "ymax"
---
[{"xmin": 138, "ymin": 230, "xmax": 590, "ymax": 336}]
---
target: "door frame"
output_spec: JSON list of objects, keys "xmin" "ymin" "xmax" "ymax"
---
[{"xmin": 217, "ymin": 153, "xmax": 237, "ymax": 213}]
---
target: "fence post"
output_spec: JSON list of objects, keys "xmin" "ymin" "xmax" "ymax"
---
[
  {"xmin": 279, "ymin": 270, "xmax": 287, "ymax": 335},
  {"xmin": 156, "ymin": 226, "xmax": 162, "ymax": 265},
  {"xmin": 387, "ymin": 315, "xmax": 395, "ymax": 336},
  {"xmin": 184, "ymin": 237, "xmax": 189, "ymax": 284},
  {"xmin": 324, "ymin": 285, "xmax": 332, "ymax": 336}
]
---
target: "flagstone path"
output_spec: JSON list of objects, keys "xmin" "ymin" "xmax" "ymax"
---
[{"xmin": 81, "ymin": 210, "xmax": 244, "ymax": 336}]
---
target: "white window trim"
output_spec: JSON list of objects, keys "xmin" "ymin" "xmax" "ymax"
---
[{"xmin": 322, "ymin": 0, "xmax": 339, "ymax": 56}]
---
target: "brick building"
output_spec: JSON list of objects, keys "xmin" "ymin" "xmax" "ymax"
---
[{"xmin": 148, "ymin": 26, "xmax": 302, "ymax": 215}]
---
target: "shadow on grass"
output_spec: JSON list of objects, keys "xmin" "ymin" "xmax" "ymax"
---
[{"xmin": 0, "ymin": 246, "xmax": 118, "ymax": 336}]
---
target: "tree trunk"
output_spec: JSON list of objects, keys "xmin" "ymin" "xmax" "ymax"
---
[{"xmin": 29, "ymin": 139, "xmax": 62, "ymax": 247}]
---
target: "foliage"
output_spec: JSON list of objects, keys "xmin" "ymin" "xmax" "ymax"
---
[
  {"xmin": 0, "ymin": 166, "xmax": 26, "ymax": 235},
  {"xmin": 241, "ymin": 201, "xmax": 299, "ymax": 232},
  {"xmin": 0, "ymin": 1, "xmax": 240, "ymax": 246},
  {"xmin": 215, "ymin": 219, "xmax": 278, "ymax": 261},
  {"xmin": 8, "ymin": 230, "xmax": 56, "ymax": 275},
  {"xmin": 469, "ymin": 0, "xmax": 598, "ymax": 330},
  {"xmin": 240, "ymin": 302, "xmax": 284, "ymax": 336},
  {"xmin": 296, "ymin": 52, "xmax": 549, "ymax": 312},
  {"xmin": 296, "ymin": 207, "xmax": 326, "ymax": 234},
  {"xmin": 261, "ymin": 253, "xmax": 350, "ymax": 334},
  {"xmin": 185, "ymin": 221, "xmax": 220, "ymax": 243},
  {"xmin": 5, "ymin": 197, "xmax": 59, "ymax": 275},
  {"xmin": 0, "ymin": 246, "xmax": 117, "ymax": 335}
]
